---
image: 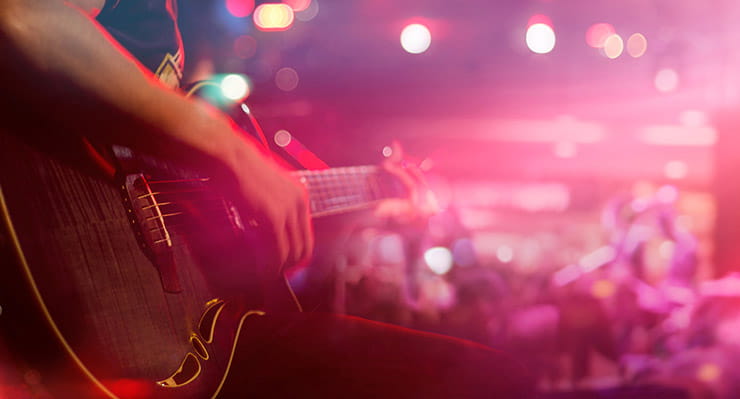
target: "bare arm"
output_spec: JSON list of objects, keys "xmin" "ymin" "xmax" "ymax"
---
[{"xmin": 0, "ymin": 0, "xmax": 312, "ymax": 269}]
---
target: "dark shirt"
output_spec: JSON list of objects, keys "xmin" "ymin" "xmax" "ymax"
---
[{"xmin": 97, "ymin": 0, "xmax": 184, "ymax": 88}]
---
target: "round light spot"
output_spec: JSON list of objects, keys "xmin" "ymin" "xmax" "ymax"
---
[
  {"xmin": 603, "ymin": 34, "xmax": 624, "ymax": 59},
  {"xmin": 424, "ymin": 247, "xmax": 454, "ymax": 275},
  {"xmin": 496, "ymin": 245, "xmax": 514, "ymax": 263},
  {"xmin": 526, "ymin": 23, "xmax": 556, "ymax": 54},
  {"xmin": 655, "ymin": 68, "xmax": 679, "ymax": 93},
  {"xmin": 586, "ymin": 23, "xmax": 616, "ymax": 48},
  {"xmin": 226, "ymin": 0, "xmax": 255, "ymax": 18},
  {"xmin": 664, "ymin": 160, "xmax": 688, "ymax": 180},
  {"xmin": 220, "ymin": 74, "xmax": 250, "ymax": 101},
  {"xmin": 275, "ymin": 67, "xmax": 299, "ymax": 91},
  {"xmin": 274, "ymin": 129, "xmax": 292, "ymax": 147},
  {"xmin": 627, "ymin": 33, "xmax": 648, "ymax": 58},
  {"xmin": 382, "ymin": 146, "xmax": 393, "ymax": 158},
  {"xmin": 401, "ymin": 24, "xmax": 432, "ymax": 54}
]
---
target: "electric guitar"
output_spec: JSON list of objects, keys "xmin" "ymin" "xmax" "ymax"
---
[{"xmin": 0, "ymin": 115, "xmax": 407, "ymax": 398}]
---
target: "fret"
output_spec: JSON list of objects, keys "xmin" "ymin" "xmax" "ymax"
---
[{"xmin": 289, "ymin": 165, "xmax": 403, "ymax": 217}]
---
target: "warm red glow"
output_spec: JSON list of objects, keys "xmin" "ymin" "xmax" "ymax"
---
[
  {"xmin": 106, "ymin": 379, "xmax": 153, "ymax": 398},
  {"xmin": 254, "ymin": 4, "xmax": 295, "ymax": 31},
  {"xmin": 226, "ymin": 0, "xmax": 255, "ymax": 18},
  {"xmin": 585, "ymin": 23, "xmax": 615, "ymax": 48},
  {"xmin": 527, "ymin": 14, "xmax": 552, "ymax": 28},
  {"xmin": 283, "ymin": 0, "xmax": 311, "ymax": 12}
]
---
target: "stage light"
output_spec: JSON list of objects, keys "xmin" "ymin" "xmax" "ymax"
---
[
  {"xmin": 220, "ymin": 74, "xmax": 250, "ymax": 101},
  {"xmin": 586, "ymin": 23, "xmax": 615, "ymax": 48},
  {"xmin": 664, "ymin": 161, "xmax": 688, "ymax": 180},
  {"xmin": 254, "ymin": 3, "xmax": 295, "ymax": 31},
  {"xmin": 496, "ymin": 245, "xmax": 514, "ymax": 263},
  {"xmin": 603, "ymin": 34, "xmax": 624, "ymax": 59},
  {"xmin": 226, "ymin": 0, "xmax": 255, "ymax": 18},
  {"xmin": 275, "ymin": 67, "xmax": 299, "ymax": 91},
  {"xmin": 655, "ymin": 68, "xmax": 679, "ymax": 93},
  {"xmin": 424, "ymin": 247, "xmax": 453, "ymax": 275},
  {"xmin": 233, "ymin": 35, "xmax": 257, "ymax": 59},
  {"xmin": 283, "ymin": 0, "xmax": 310, "ymax": 12},
  {"xmin": 400, "ymin": 23, "xmax": 432, "ymax": 54},
  {"xmin": 382, "ymin": 146, "xmax": 393, "ymax": 157},
  {"xmin": 274, "ymin": 130, "xmax": 292, "ymax": 147},
  {"xmin": 526, "ymin": 23, "xmax": 556, "ymax": 54},
  {"xmin": 627, "ymin": 33, "xmax": 648, "ymax": 58}
]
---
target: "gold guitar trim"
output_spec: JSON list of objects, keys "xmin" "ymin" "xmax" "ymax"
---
[
  {"xmin": 0, "ymin": 187, "xmax": 120, "ymax": 399},
  {"xmin": 156, "ymin": 352, "xmax": 202, "ymax": 388},
  {"xmin": 190, "ymin": 334, "xmax": 209, "ymax": 360},
  {"xmin": 210, "ymin": 310, "xmax": 266, "ymax": 399},
  {"xmin": 198, "ymin": 299, "xmax": 226, "ymax": 344}
]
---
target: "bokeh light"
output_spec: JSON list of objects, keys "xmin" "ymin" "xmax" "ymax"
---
[
  {"xmin": 603, "ymin": 34, "xmax": 624, "ymax": 59},
  {"xmin": 254, "ymin": 3, "xmax": 295, "ymax": 31},
  {"xmin": 424, "ymin": 247, "xmax": 454, "ymax": 275},
  {"xmin": 627, "ymin": 33, "xmax": 648, "ymax": 58},
  {"xmin": 664, "ymin": 160, "xmax": 688, "ymax": 180},
  {"xmin": 586, "ymin": 23, "xmax": 615, "ymax": 48},
  {"xmin": 295, "ymin": 0, "xmax": 319, "ymax": 21},
  {"xmin": 526, "ymin": 23, "xmax": 556, "ymax": 54},
  {"xmin": 400, "ymin": 24, "xmax": 432, "ymax": 54},
  {"xmin": 282, "ymin": 0, "xmax": 311, "ymax": 12},
  {"xmin": 275, "ymin": 67, "xmax": 300, "ymax": 91},
  {"xmin": 496, "ymin": 245, "xmax": 514, "ymax": 263},
  {"xmin": 382, "ymin": 146, "xmax": 393, "ymax": 158},
  {"xmin": 220, "ymin": 74, "xmax": 250, "ymax": 101},
  {"xmin": 655, "ymin": 68, "xmax": 680, "ymax": 93},
  {"xmin": 274, "ymin": 129, "xmax": 292, "ymax": 147},
  {"xmin": 225, "ymin": 0, "xmax": 255, "ymax": 18},
  {"xmin": 233, "ymin": 35, "xmax": 257, "ymax": 59}
]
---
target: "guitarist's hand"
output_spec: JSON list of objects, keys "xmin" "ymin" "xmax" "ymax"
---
[
  {"xmin": 374, "ymin": 141, "xmax": 438, "ymax": 225},
  {"xmin": 221, "ymin": 135, "xmax": 313, "ymax": 273}
]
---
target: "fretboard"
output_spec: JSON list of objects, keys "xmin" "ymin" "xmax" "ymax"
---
[{"xmin": 292, "ymin": 166, "xmax": 406, "ymax": 218}]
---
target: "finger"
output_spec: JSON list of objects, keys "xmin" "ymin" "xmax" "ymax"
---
[
  {"xmin": 286, "ymin": 210, "xmax": 303, "ymax": 267},
  {"xmin": 298, "ymin": 199, "xmax": 314, "ymax": 262},
  {"xmin": 262, "ymin": 211, "xmax": 289, "ymax": 273}
]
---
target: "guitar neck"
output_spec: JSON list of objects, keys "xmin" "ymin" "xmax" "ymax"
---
[{"xmin": 293, "ymin": 166, "xmax": 406, "ymax": 218}]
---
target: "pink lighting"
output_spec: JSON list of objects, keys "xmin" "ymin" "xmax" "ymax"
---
[
  {"xmin": 225, "ymin": 0, "xmax": 255, "ymax": 18},
  {"xmin": 586, "ymin": 23, "xmax": 616, "ymax": 48},
  {"xmin": 655, "ymin": 68, "xmax": 680, "ymax": 93},
  {"xmin": 282, "ymin": 0, "xmax": 311, "ymax": 12}
]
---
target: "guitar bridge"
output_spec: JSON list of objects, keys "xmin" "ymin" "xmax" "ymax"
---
[{"xmin": 121, "ymin": 173, "xmax": 182, "ymax": 293}]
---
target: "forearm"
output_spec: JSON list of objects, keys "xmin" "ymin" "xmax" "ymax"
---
[{"xmin": 0, "ymin": 0, "xmax": 257, "ymax": 174}]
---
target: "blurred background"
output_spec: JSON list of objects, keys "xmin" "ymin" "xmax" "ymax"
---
[{"xmin": 179, "ymin": 1, "xmax": 740, "ymax": 397}]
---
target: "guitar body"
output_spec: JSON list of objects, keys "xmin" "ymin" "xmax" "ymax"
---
[{"xmin": 0, "ymin": 132, "xmax": 285, "ymax": 398}]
